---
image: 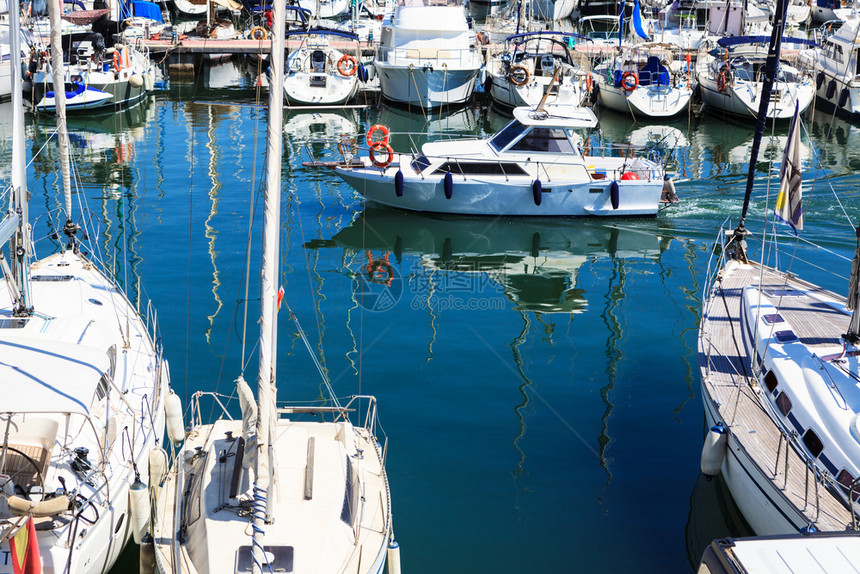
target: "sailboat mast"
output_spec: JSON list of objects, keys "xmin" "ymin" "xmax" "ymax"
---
[
  {"xmin": 736, "ymin": 0, "xmax": 789, "ymax": 242},
  {"xmin": 256, "ymin": 0, "xmax": 286, "ymax": 540},
  {"xmin": 5, "ymin": 0, "xmax": 31, "ymax": 314},
  {"xmin": 46, "ymin": 0, "xmax": 78, "ymax": 242}
]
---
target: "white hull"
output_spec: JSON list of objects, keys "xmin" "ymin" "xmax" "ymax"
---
[
  {"xmin": 297, "ymin": 0, "xmax": 350, "ymax": 18},
  {"xmin": 284, "ymin": 72, "xmax": 359, "ymax": 104},
  {"xmin": 0, "ymin": 252, "xmax": 169, "ymax": 574},
  {"xmin": 170, "ymin": 0, "xmax": 208, "ymax": 16},
  {"xmin": 489, "ymin": 73, "xmax": 587, "ymax": 108},
  {"xmin": 529, "ymin": 0, "xmax": 576, "ymax": 20},
  {"xmin": 376, "ymin": 62, "xmax": 478, "ymax": 108},
  {"xmin": 337, "ymin": 156, "xmax": 664, "ymax": 216},
  {"xmin": 698, "ymin": 75, "xmax": 814, "ymax": 119},
  {"xmin": 701, "ymin": 391, "xmax": 810, "ymax": 535},
  {"xmin": 152, "ymin": 412, "xmax": 392, "ymax": 574},
  {"xmin": 597, "ymin": 82, "xmax": 692, "ymax": 117}
]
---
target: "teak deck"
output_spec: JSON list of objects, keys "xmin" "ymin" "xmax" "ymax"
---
[{"xmin": 699, "ymin": 261, "xmax": 856, "ymax": 532}]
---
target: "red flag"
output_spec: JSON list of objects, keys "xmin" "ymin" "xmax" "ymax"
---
[
  {"xmin": 10, "ymin": 517, "xmax": 41, "ymax": 574},
  {"xmin": 277, "ymin": 286, "xmax": 284, "ymax": 312}
]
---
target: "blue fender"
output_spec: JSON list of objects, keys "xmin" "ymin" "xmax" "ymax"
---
[
  {"xmin": 394, "ymin": 170, "xmax": 404, "ymax": 197},
  {"xmin": 610, "ymin": 180, "xmax": 620, "ymax": 210},
  {"xmin": 444, "ymin": 172, "xmax": 453, "ymax": 199},
  {"xmin": 532, "ymin": 180, "xmax": 542, "ymax": 206}
]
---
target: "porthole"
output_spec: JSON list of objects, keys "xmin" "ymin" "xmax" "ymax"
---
[
  {"xmin": 89, "ymin": 298, "xmax": 103, "ymax": 306},
  {"xmin": 802, "ymin": 429, "xmax": 824, "ymax": 458},
  {"xmin": 837, "ymin": 469, "xmax": 859, "ymax": 501},
  {"xmin": 764, "ymin": 370, "xmax": 778, "ymax": 393},
  {"xmin": 776, "ymin": 391, "xmax": 792, "ymax": 416},
  {"xmin": 114, "ymin": 513, "xmax": 125, "ymax": 533}
]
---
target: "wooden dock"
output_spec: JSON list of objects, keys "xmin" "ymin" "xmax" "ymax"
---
[
  {"xmin": 699, "ymin": 259, "xmax": 857, "ymax": 534},
  {"xmin": 142, "ymin": 37, "xmax": 378, "ymax": 56}
]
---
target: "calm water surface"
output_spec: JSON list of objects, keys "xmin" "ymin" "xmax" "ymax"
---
[{"xmin": 3, "ymin": 58, "xmax": 860, "ymax": 573}]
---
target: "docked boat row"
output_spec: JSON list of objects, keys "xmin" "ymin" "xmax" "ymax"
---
[{"xmin": 9, "ymin": 0, "xmax": 860, "ymax": 120}]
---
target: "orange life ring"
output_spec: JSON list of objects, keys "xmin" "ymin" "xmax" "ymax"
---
[
  {"xmin": 508, "ymin": 64, "xmax": 530, "ymax": 87},
  {"xmin": 365, "ymin": 251, "xmax": 394, "ymax": 285},
  {"xmin": 250, "ymin": 26, "xmax": 268, "ymax": 40},
  {"xmin": 717, "ymin": 64, "xmax": 732, "ymax": 92},
  {"xmin": 585, "ymin": 72, "xmax": 594, "ymax": 93},
  {"xmin": 621, "ymin": 71, "xmax": 638, "ymax": 92},
  {"xmin": 369, "ymin": 141, "xmax": 394, "ymax": 168},
  {"xmin": 366, "ymin": 124, "xmax": 390, "ymax": 147},
  {"xmin": 337, "ymin": 54, "xmax": 357, "ymax": 76},
  {"xmin": 112, "ymin": 50, "xmax": 122, "ymax": 71}
]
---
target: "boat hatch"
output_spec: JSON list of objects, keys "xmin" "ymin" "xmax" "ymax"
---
[
  {"xmin": 762, "ymin": 313, "xmax": 784, "ymax": 325},
  {"xmin": 774, "ymin": 330, "xmax": 798, "ymax": 343},
  {"xmin": 0, "ymin": 313, "xmax": 28, "ymax": 329},
  {"xmin": 31, "ymin": 275, "xmax": 74, "ymax": 282},
  {"xmin": 432, "ymin": 161, "xmax": 528, "ymax": 176},
  {"xmin": 763, "ymin": 288, "xmax": 803, "ymax": 297},
  {"xmin": 508, "ymin": 127, "xmax": 578, "ymax": 154},
  {"xmin": 235, "ymin": 545, "xmax": 294, "ymax": 573}
]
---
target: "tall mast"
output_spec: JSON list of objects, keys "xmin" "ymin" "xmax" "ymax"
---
[
  {"xmin": 733, "ymin": 0, "xmax": 789, "ymax": 260},
  {"xmin": 255, "ymin": 0, "xmax": 285, "ymax": 563},
  {"xmin": 4, "ymin": 0, "xmax": 31, "ymax": 315},
  {"xmin": 47, "ymin": 0, "xmax": 79, "ymax": 245}
]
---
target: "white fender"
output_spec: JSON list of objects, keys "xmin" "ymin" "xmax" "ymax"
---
[
  {"xmin": 700, "ymin": 422, "xmax": 728, "ymax": 479},
  {"xmin": 129, "ymin": 74, "xmax": 144, "ymax": 88},
  {"xmin": 129, "ymin": 477, "xmax": 149, "ymax": 544},
  {"xmin": 149, "ymin": 448, "xmax": 168, "ymax": 488},
  {"xmin": 164, "ymin": 389, "xmax": 185, "ymax": 447},
  {"xmin": 387, "ymin": 538, "xmax": 401, "ymax": 574}
]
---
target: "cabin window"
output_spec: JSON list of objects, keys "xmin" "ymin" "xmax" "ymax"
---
[
  {"xmin": 432, "ymin": 162, "xmax": 528, "ymax": 176},
  {"xmin": 411, "ymin": 155, "xmax": 431, "ymax": 174},
  {"xmin": 96, "ymin": 373, "xmax": 110, "ymax": 401},
  {"xmin": 802, "ymin": 429, "xmax": 824, "ymax": 458},
  {"xmin": 489, "ymin": 121, "xmax": 528, "ymax": 152},
  {"xmin": 776, "ymin": 391, "xmax": 792, "ymax": 416},
  {"xmin": 837, "ymin": 469, "xmax": 860, "ymax": 500},
  {"xmin": 763, "ymin": 370, "xmax": 778, "ymax": 393},
  {"xmin": 508, "ymin": 128, "xmax": 576, "ymax": 154}
]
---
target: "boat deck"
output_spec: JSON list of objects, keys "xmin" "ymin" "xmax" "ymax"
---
[{"xmin": 699, "ymin": 259, "xmax": 856, "ymax": 532}]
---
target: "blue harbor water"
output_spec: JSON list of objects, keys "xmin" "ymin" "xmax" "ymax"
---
[{"xmin": 3, "ymin": 58, "xmax": 860, "ymax": 572}]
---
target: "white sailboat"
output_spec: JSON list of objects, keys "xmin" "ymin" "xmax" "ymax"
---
[
  {"xmin": 150, "ymin": 1, "xmax": 397, "ymax": 572},
  {"xmin": 0, "ymin": 0, "xmax": 169, "ymax": 572},
  {"xmin": 698, "ymin": 0, "xmax": 860, "ymax": 538}
]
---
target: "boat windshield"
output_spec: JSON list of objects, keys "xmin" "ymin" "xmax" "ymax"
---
[
  {"xmin": 489, "ymin": 120, "xmax": 528, "ymax": 152},
  {"xmin": 508, "ymin": 127, "xmax": 577, "ymax": 154}
]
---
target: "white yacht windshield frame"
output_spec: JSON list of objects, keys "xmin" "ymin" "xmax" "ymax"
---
[{"xmin": 490, "ymin": 122, "xmax": 580, "ymax": 156}]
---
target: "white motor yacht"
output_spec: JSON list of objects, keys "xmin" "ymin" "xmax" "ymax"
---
[
  {"xmin": 334, "ymin": 105, "xmax": 672, "ymax": 216},
  {"xmin": 798, "ymin": 18, "xmax": 860, "ymax": 121},
  {"xmin": 374, "ymin": 0, "xmax": 482, "ymax": 109}
]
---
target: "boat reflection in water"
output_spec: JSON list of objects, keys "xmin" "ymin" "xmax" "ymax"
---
[{"xmin": 315, "ymin": 206, "xmax": 672, "ymax": 313}]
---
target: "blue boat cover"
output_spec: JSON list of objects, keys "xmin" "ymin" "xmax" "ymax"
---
[
  {"xmin": 717, "ymin": 35, "xmax": 816, "ymax": 48},
  {"xmin": 133, "ymin": 1, "xmax": 163, "ymax": 22}
]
